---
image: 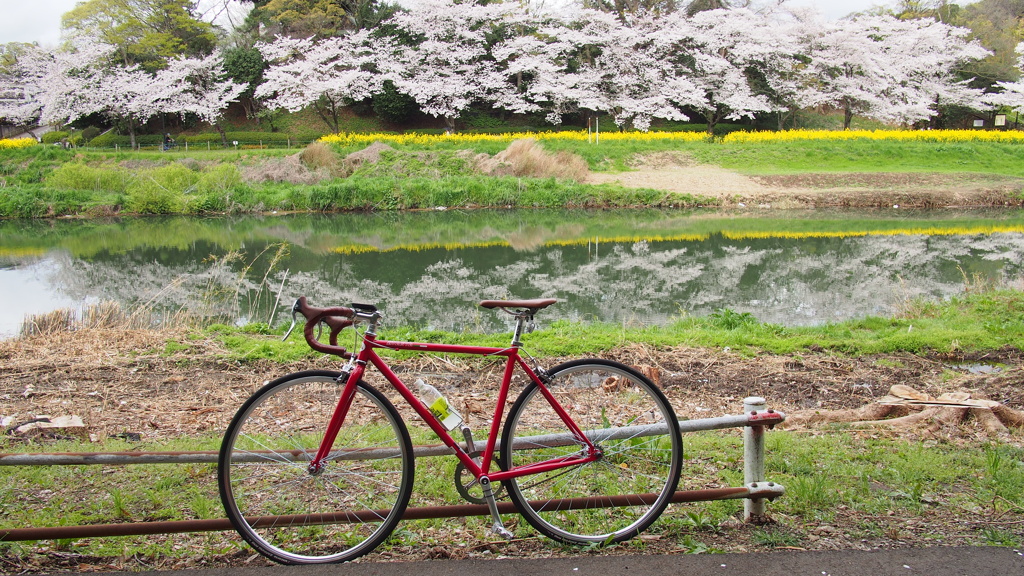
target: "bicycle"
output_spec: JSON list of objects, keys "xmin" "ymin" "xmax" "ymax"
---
[{"xmin": 218, "ymin": 297, "xmax": 683, "ymax": 565}]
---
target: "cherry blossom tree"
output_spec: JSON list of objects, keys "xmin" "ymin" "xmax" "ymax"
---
[
  {"xmin": 370, "ymin": 0, "xmax": 534, "ymax": 132},
  {"xmin": 983, "ymin": 42, "xmax": 1024, "ymax": 115},
  {"xmin": 0, "ymin": 43, "xmax": 48, "ymax": 132},
  {"xmin": 151, "ymin": 54, "xmax": 247, "ymax": 146},
  {"xmin": 804, "ymin": 15, "xmax": 988, "ymax": 129},
  {"xmin": 256, "ymin": 32, "xmax": 382, "ymax": 133},
  {"xmin": 492, "ymin": 8, "xmax": 695, "ymax": 130},
  {"xmin": 657, "ymin": 8, "xmax": 794, "ymax": 133},
  {"xmin": 491, "ymin": 9, "xmax": 624, "ymax": 127},
  {"xmin": 30, "ymin": 34, "xmax": 242, "ymax": 148},
  {"xmin": 875, "ymin": 17, "xmax": 989, "ymax": 126}
]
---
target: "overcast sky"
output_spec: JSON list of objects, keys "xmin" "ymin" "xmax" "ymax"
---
[{"xmin": 0, "ymin": 0, "xmax": 904, "ymax": 47}]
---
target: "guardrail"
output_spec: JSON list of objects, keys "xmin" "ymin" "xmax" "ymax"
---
[{"xmin": 0, "ymin": 396, "xmax": 785, "ymax": 542}]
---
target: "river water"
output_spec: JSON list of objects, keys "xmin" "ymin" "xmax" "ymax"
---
[{"xmin": 2, "ymin": 208, "xmax": 1024, "ymax": 337}]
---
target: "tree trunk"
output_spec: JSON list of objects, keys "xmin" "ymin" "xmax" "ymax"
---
[
  {"xmin": 704, "ymin": 108, "xmax": 720, "ymax": 135},
  {"xmin": 215, "ymin": 123, "xmax": 228, "ymax": 148},
  {"xmin": 444, "ymin": 116, "xmax": 456, "ymax": 133},
  {"xmin": 843, "ymin": 107, "xmax": 853, "ymax": 130},
  {"xmin": 313, "ymin": 94, "xmax": 340, "ymax": 133},
  {"xmin": 128, "ymin": 117, "xmax": 138, "ymax": 150}
]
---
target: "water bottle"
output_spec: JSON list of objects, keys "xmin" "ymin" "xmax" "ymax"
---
[{"xmin": 414, "ymin": 379, "xmax": 463, "ymax": 431}]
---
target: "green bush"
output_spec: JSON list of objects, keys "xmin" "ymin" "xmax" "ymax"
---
[
  {"xmin": 81, "ymin": 126, "xmax": 102, "ymax": 143},
  {"xmin": 151, "ymin": 163, "xmax": 199, "ymax": 191},
  {"xmin": 88, "ymin": 132, "xmax": 125, "ymax": 148},
  {"xmin": 0, "ymin": 188, "xmax": 46, "ymax": 217},
  {"xmin": 124, "ymin": 164, "xmax": 197, "ymax": 214},
  {"xmin": 46, "ymin": 163, "xmax": 129, "ymax": 193},
  {"xmin": 372, "ymin": 81, "xmax": 419, "ymax": 124},
  {"xmin": 197, "ymin": 164, "xmax": 241, "ymax": 196},
  {"xmin": 41, "ymin": 131, "xmax": 68, "ymax": 144},
  {"xmin": 125, "ymin": 185, "xmax": 183, "ymax": 214},
  {"xmin": 86, "ymin": 133, "xmax": 164, "ymax": 149},
  {"xmin": 179, "ymin": 132, "xmax": 295, "ymax": 146}
]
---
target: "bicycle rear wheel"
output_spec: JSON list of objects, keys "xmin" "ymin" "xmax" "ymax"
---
[
  {"xmin": 500, "ymin": 359, "xmax": 682, "ymax": 545},
  {"xmin": 218, "ymin": 370, "xmax": 413, "ymax": 564}
]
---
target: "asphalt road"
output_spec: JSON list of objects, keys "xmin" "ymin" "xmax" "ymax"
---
[{"xmin": 86, "ymin": 547, "xmax": 1024, "ymax": 576}]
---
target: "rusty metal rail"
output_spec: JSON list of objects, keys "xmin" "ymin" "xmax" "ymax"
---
[
  {"xmin": 0, "ymin": 485, "xmax": 785, "ymax": 542},
  {"xmin": 0, "ymin": 397, "xmax": 785, "ymax": 542}
]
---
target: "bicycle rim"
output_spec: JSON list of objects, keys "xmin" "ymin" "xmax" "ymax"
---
[
  {"xmin": 500, "ymin": 359, "xmax": 682, "ymax": 545},
  {"xmin": 218, "ymin": 371, "xmax": 413, "ymax": 564}
]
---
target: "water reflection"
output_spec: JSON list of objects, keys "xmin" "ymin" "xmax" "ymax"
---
[{"xmin": 2, "ymin": 209, "xmax": 1023, "ymax": 336}]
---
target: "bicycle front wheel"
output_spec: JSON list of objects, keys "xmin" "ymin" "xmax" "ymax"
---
[
  {"xmin": 500, "ymin": 359, "xmax": 682, "ymax": 545},
  {"xmin": 218, "ymin": 370, "xmax": 414, "ymax": 564}
]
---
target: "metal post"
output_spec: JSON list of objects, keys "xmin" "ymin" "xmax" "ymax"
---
[{"xmin": 743, "ymin": 396, "xmax": 768, "ymax": 523}]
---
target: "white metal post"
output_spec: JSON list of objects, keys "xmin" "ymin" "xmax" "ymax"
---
[{"xmin": 743, "ymin": 396, "xmax": 768, "ymax": 522}]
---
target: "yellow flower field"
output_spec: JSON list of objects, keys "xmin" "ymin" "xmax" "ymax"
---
[
  {"xmin": 319, "ymin": 130, "xmax": 710, "ymax": 146},
  {"xmin": 0, "ymin": 138, "xmax": 38, "ymax": 150},
  {"xmin": 722, "ymin": 129, "xmax": 1024, "ymax": 144},
  {"xmin": 319, "ymin": 128, "xmax": 1024, "ymax": 146}
]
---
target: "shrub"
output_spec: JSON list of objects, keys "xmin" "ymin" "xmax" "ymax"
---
[
  {"xmin": 80, "ymin": 126, "xmax": 101, "ymax": 143},
  {"xmin": 0, "ymin": 189, "xmax": 46, "ymax": 218},
  {"xmin": 41, "ymin": 131, "xmax": 68, "ymax": 144},
  {"xmin": 150, "ymin": 163, "xmax": 199, "ymax": 192},
  {"xmin": 88, "ymin": 132, "xmax": 125, "ymax": 148},
  {"xmin": 86, "ymin": 133, "xmax": 163, "ymax": 148},
  {"xmin": 197, "ymin": 164, "xmax": 241, "ymax": 196},
  {"xmin": 125, "ymin": 185, "xmax": 183, "ymax": 214},
  {"xmin": 46, "ymin": 163, "xmax": 129, "ymax": 193},
  {"xmin": 124, "ymin": 164, "xmax": 196, "ymax": 214}
]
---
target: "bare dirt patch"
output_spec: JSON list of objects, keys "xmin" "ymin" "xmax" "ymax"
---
[
  {"xmin": 585, "ymin": 153, "xmax": 1024, "ymax": 209},
  {"xmin": 3, "ymin": 332, "xmax": 1021, "ymax": 443}
]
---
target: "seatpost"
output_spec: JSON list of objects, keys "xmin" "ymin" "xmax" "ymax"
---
[{"xmin": 510, "ymin": 311, "xmax": 532, "ymax": 347}]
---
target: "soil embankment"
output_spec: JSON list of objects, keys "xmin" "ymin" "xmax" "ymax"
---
[{"xmin": 585, "ymin": 153, "xmax": 1024, "ymax": 208}]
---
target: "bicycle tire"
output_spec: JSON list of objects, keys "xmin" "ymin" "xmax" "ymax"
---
[
  {"xmin": 218, "ymin": 370, "xmax": 414, "ymax": 564},
  {"xmin": 499, "ymin": 359, "xmax": 682, "ymax": 545}
]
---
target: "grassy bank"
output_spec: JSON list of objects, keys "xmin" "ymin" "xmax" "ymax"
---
[
  {"xmin": 2, "ymin": 135, "xmax": 1024, "ymax": 219},
  {"xmin": 203, "ymin": 283, "xmax": 1024, "ymax": 363}
]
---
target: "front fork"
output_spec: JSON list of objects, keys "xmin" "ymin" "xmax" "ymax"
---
[{"xmin": 307, "ymin": 363, "xmax": 359, "ymax": 476}]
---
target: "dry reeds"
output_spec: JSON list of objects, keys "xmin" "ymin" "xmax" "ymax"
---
[
  {"xmin": 240, "ymin": 142, "xmax": 342, "ymax": 185},
  {"xmin": 18, "ymin": 301, "xmax": 199, "ymax": 339},
  {"xmin": 299, "ymin": 141, "xmax": 340, "ymax": 173},
  {"xmin": 490, "ymin": 139, "xmax": 590, "ymax": 182}
]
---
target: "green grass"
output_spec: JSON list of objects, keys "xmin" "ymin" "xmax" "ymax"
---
[
  {"xmin": 203, "ymin": 287, "xmax": 1024, "ymax": 362},
  {"xmin": 4, "ymin": 425, "xmax": 1020, "ymax": 563},
  {"xmin": 682, "ymin": 140, "xmax": 1024, "ymax": 177},
  {"xmin": 3, "ymin": 138, "xmax": 1024, "ymax": 218}
]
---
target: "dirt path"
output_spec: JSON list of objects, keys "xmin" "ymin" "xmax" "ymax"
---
[{"xmin": 585, "ymin": 152, "xmax": 1024, "ymax": 208}]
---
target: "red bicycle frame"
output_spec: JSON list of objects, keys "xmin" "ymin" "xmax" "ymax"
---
[{"xmin": 308, "ymin": 330, "xmax": 600, "ymax": 483}]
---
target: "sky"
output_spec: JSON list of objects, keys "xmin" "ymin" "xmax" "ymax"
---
[{"xmin": 0, "ymin": 0, "xmax": 900, "ymax": 47}]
